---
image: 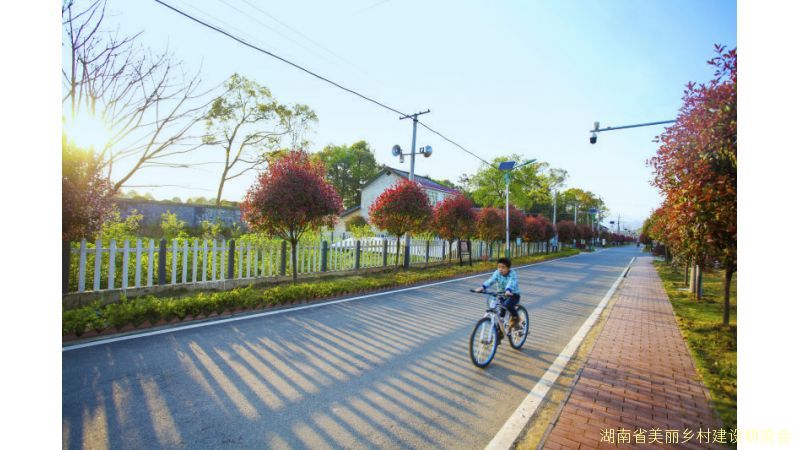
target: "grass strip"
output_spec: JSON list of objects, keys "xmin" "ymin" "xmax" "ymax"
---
[{"xmin": 653, "ymin": 260, "xmax": 737, "ymax": 431}]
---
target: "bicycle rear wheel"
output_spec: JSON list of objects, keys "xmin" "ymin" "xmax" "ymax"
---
[
  {"xmin": 470, "ymin": 317, "xmax": 498, "ymax": 368},
  {"xmin": 508, "ymin": 306, "xmax": 529, "ymax": 350}
]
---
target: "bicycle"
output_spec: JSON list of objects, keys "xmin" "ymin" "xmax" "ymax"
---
[{"xmin": 468, "ymin": 289, "xmax": 530, "ymax": 368}]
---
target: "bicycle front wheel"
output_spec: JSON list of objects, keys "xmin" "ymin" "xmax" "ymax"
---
[
  {"xmin": 508, "ymin": 306, "xmax": 529, "ymax": 350},
  {"xmin": 470, "ymin": 317, "xmax": 498, "ymax": 368}
]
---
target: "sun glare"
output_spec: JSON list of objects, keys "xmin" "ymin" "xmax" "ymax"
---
[{"xmin": 63, "ymin": 112, "xmax": 112, "ymax": 151}]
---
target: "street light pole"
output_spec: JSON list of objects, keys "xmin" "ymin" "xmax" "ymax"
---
[
  {"xmin": 499, "ymin": 159, "xmax": 536, "ymax": 257},
  {"xmin": 505, "ymin": 172, "xmax": 510, "ymax": 257},
  {"xmin": 552, "ymin": 189, "xmax": 558, "ymax": 249}
]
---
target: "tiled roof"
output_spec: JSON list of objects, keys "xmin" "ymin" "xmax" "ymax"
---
[
  {"xmin": 375, "ymin": 167, "xmax": 461, "ymax": 195},
  {"xmin": 340, "ymin": 205, "xmax": 361, "ymax": 217}
]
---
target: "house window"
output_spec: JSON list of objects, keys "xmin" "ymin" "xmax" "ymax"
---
[{"xmin": 426, "ymin": 191, "xmax": 435, "ymax": 205}]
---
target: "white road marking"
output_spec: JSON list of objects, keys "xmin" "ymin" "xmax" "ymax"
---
[{"xmin": 485, "ymin": 256, "xmax": 636, "ymax": 450}]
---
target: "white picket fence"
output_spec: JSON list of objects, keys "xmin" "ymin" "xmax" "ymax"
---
[{"xmin": 66, "ymin": 237, "xmax": 556, "ymax": 294}]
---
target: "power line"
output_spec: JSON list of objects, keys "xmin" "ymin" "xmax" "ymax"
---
[
  {"xmin": 153, "ymin": 0, "xmax": 492, "ymax": 167},
  {"xmin": 155, "ymin": 0, "xmax": 405, "ymax": 115},
  {"xmin": 214, "ymin": 0, "xmax": 326, "ymax": 63},
  {"xmin": 417, "ymin": 121, "xmax": 492, "ymax": 166},
  {"xmin": 235, "ymin": 0, "xmax": 373, "ymax": 78}
]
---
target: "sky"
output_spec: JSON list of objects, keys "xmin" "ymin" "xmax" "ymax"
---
[{"xmin": 62, "ymin": 0, "xmax": 737, "ymax": 231}]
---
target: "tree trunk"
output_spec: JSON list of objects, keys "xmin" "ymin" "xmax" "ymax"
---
[
  {"xmin": 395, "ymin": 237, "xmax": 401, "ymax": 267},
  {"xmin": 216, "ymin": 165, "xmax": 229, "ymax": 207},
  {"xmin": 689, "ymin": 259, "xmax": 696, "ymax": 294},
  {"xmin": 291, "ymin": 240, "xmax": 298, "ymax": 282},
  {"xmin": 448, "ymin": 239, "xmax": 452, "ymax": 263},
  {"xmin": 723, "ymin": 264, "xmax": 733, "ymax": 325},
  {"xmin": 684, "ymin": 263, "xmax": 689, "ymax": 286},
  {"xmin": 695, "ymin": 267, "xmax": 703, "ymax": 301}
]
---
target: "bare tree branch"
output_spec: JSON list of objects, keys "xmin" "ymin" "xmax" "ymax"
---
[{"xmin": 63, "ymin": 0, "xmax": 216, "ymax": 193}]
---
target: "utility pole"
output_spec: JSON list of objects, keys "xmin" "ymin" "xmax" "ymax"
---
[
  {"xmin": 572, "ymin": 204, "xmax": 578, "ymax": 247},
  {"xmin": 399, "ymin": 110, "xmax": 430, "ymax": 268},
  {"xmin": 552, "ymin": 190, "xmax": 558, "ymax": 249},
  {"xmin": 400, "ymin": 110, "xmax": 430, "ymax": 181}
]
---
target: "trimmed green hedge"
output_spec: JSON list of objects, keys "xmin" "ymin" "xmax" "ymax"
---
[{"xmin": 63, "ymin": 249, "xmax": 579, "ymax": 337}]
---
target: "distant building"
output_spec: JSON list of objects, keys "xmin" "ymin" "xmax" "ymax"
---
[
  {"xmin": 334, "ymin": 166, "xmax": 460, "ymax": 236},
  {"xmin": 115, "ymin": 198, "xmax": 243, "ymax": 229}
]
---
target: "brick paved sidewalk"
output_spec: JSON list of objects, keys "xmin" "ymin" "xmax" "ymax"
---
[{"xmin": 539, "ymin": 256, "xmax": 724, "ymax": 450}]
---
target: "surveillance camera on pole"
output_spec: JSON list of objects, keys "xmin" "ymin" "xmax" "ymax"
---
[
  {"xmin": 590, "ymin": 122, "xmax": 599, "ymax": 144},
  {"xmin": 588, "ymin": 119, "xmax": 676, "ymax": 145}
]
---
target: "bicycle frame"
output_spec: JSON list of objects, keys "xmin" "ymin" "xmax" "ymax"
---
[{"xmin": 482, "ymin": 291, "xmax": 511, "ymax": 336}]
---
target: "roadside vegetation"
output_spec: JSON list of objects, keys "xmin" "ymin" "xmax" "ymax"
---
[
  {"xmin": 63, "ymin": 248, "xmax": 579, "ymax": 338},
  {"xmin": 654, "ymin": 260, "xmax": 737, "ymax": 430}
]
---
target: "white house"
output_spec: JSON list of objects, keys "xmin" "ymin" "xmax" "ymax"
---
[{"xmin": 333, "ymin": 166, "xmax": 460, "ymax": 236}]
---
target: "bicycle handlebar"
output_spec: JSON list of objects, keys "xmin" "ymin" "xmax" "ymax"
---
[{"xmin": 470, "ymin": 289, "xmax": 502, "ymax": 296}]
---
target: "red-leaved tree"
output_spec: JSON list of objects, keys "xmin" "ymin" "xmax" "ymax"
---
[
  {"xmin": 649, "ymin": 46, "xmax": 736, "ymax": 323},
  {"xmin": 522, "ymin": 216, "xmax": 545, "ymax": 243},
  {"xmin": 476, "ymin": 207, "xmax": 505, "ymax": 259},
  {"xmin": 557, "ymin": 220, "xmax": 577, "ymax": 244},
  {"xmin": 241, "ymin": 150, "xmax": 342, "ymax": 281},
  {"xmin": 504, "ymin": 207, "xmax": 526, "ymax": 240},
  {"xmin": 369, "ymin": 179, "xmax": 432, "ymax": 267},
  {"xmin": 575, "ymin": 224, "xmax": 592, "ymax": 243},
  {"xmin": 433, "ymin": 194, "xmax": 476, "ymax": 262},
  {"xmin": 476, "ymin": 208, "xmax": 504, "ymax": 244},
  {"xmin": 539, "ymin": 217, "xmax": 556, "ymax": 242}
]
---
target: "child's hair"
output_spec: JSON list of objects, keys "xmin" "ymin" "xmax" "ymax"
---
[{"xmin": 497, "ymin": 257, "xmax": 512, "ymax": 268}]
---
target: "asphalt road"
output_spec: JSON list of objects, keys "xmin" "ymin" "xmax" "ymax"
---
[{"xmin": 63, "ymin": 246, "xmax": 639, "ymax": 449}]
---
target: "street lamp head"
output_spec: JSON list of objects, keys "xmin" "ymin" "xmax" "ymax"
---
[{"xmin": 498, "ymin": 161, "xmax": 516, "ymax": 171}]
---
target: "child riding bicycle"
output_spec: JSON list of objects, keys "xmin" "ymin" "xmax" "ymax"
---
[{"xmin": 473, "ymin": 257, "xmax": 521, "ymax": 336}]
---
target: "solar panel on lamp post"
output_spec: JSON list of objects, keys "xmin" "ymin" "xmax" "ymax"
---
[{"xmin": 498, "ymin": 159, "xmax": 535, "ymax": 257}]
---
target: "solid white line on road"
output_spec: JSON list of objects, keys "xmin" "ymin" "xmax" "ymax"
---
[
  {"xmin": 485, "ymin": 256, "xmax": 636, "ymax": 450},
  {"xmin": 63, "ymin": 252, "xmax": 594, "ymax": 352}
]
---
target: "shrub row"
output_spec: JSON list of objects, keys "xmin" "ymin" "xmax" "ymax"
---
[{"xmin": 63, "ymin": 249, "xmax": 579, "ymax": 337}]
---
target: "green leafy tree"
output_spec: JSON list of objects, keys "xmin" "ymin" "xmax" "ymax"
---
[
  {"xmin": 350, "ymin": 224, "xmax": 375, "ymax": 240},
  {"xmin": 430, "ymin": 177, "xmax": 457, "ymax": 190},
  {"xmin": 345, "ymin": 215, "xmax": 369, "ymax": 231},
  {"xmin": 98, "ymin": 210, "xmax": 143, "ymax": 245},
  {"xmin": 160, "ymin": 211, "xmax": 188, "ymax": 240},
  {"xmin": 465, "ymin": 155, "xmax": 568, "ymax": 213},
  {"xmin": 314, "ymin": 140, "xmax": 380, "ymax": 208},
  {"xmin": 204, "ymin": 73, "xmax": 318, "ymax": 205},
  {"xmin": 200, "ymin": 219, "xmax": 223, "ymax": 240}
]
